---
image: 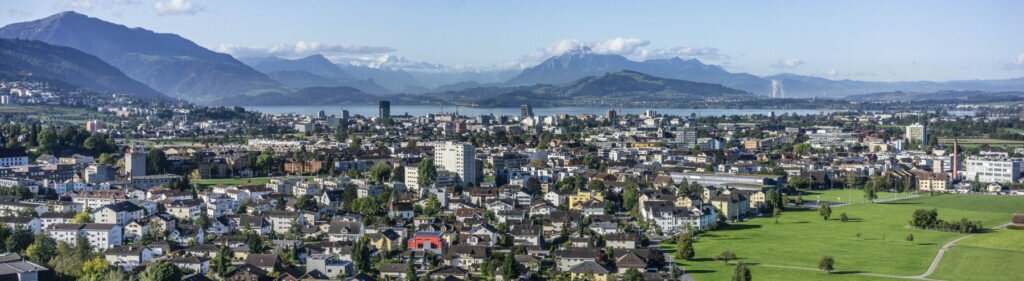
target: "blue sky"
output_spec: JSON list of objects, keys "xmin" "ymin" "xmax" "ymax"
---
[{"xmin": 2, "ymin": 0, "xmax": 1023, "ymax": 81}]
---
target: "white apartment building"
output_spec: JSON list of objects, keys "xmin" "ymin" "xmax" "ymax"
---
[
  {"xmin": 46, "ymin": 223, "xmax": 122, "ymax": 249},
  {"xmin": 964, "ymin": 156, "xmax": 1023, "ymax": 184},
  {"xmin": 906, "ymin": 123, "xmax": 928, "ymax": 144},
  {"xmin": 434, "ymin": 142, "xmax": 478, "ymax": 186}
]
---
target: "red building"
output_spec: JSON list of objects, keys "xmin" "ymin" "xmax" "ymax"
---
[{"xmin": 407, "ymin": 231, "xmax": 446, "ymax": 253}]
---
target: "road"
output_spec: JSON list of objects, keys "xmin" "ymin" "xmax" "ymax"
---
[{"xmin": 914, "ymin": 222, "xmax": 1012, "ymax": 279}]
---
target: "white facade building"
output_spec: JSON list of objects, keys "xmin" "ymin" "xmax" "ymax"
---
[
  {"xmin": 434, "ymin": 142, "xmax": 478, "ymax": 186},
  {"xmin": 964, "ymin": 156, "xmax": 1023, "ymax": 184}
]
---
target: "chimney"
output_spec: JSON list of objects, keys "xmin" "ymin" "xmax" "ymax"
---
[{"xmin": 952, "ymin": 139, "xmax": 959, "ymax": 182}]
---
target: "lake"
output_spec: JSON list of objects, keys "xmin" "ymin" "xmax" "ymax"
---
[{"xmin": 244, "ymin": 105, "xmax": 840, "ymax": 117}]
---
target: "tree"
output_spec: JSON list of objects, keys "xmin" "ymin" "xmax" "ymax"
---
[
  {"xmin": 73, "ymin": 210, "xmax": 92, "ymax": 223},
  {"xmin": 839, "ymin": 212, "xmax": 849, "ymax": 222},
  {"xmin": 417, "ymin": 158, "xmax": 437, "ymax": 187},
  {"xmin": 347, "ymin": 168, "xmax": 361, "ymax": 179},
  {"xmin": 5, "ymin": 227, "xmax": 32, "ymax": 253},
  {"xmin": 731, "ymin": 262, "xmax": 752, "ymax": 281},
  {"xmin": 146, "ymin": 149, "xmax": 169, "ymax": 175},
  {"xmin": 500, "ymin": 252, "xmax": 521, "ymax": 280},
  {"xmin": 368, "ymin": 162, "xmax": 393, "ymax": 182},
  {"xmin": 766, "ymin": 189, "xmax": 784, "ymax": 211},
  {"xmin": 795, "ymin": 195, "xmax": 804, "ymax": 206},
  {"xmin": 773, "ymin": 207, "xmax": 782, "ymax": 224},
  {"xmin": 675, "ymin": 234, "xmax": 695, "ymax": 260},
  {"xmin": 818, "ymin": 204, "xmax": 832, "ymax": 220},
  {"xmin": 0, "ymin": 226, "xmax": 8, "ymax": 252},
  {"xmin": 25, "ymin": 233, "xmax": 57, "ymax": 266},
  {"xmin": 37, "ymin": 127, "xmax": 58, "ymax": 153},
  {"xmin": 623, "ymin": 182, "xmax": 640, "ymax": 213},
  {"xmin": 405, "ymin": 260, "xmax": 417, "ymax": 281},
  {"xmin": 422, "ymin": 195, "xmax": 441, "ymax": 216},
  {"xmin": 349, "ymin": 136, "xmax": 363, "ymax": 149},
  {"xmin": 50, "ymin": 241, "xmax": 86, "ymax": 280},
  {"xmin": 864, "ymin": 185, "xmax": 879, "ymax": 202},
  {"xmin": 819, "ymin": 256, "xmax": 835, "ymax": 273},
  {"xmin": 910, "ymin": 208, "xmax": 939, "ymax": 228},
  {"xmin": 139, "ymin": 260, "xmax": 183, "ymax": 281},
  {"xmin": 81, "ymin": 256, "xmax": 111, "ymax": 281},
  {"xmin": 352, "ymin": 236, "xmax": 372, "ymax": 273},
  {"xmin": 623, "ymin": 268, "xmax": 644, "ymax": 281},
  {"xmin": 717, "ymin": 250, "xmax": 736, "ymax": 264},
  {"xmin": 295, "ymin": 195, "xmax": 317, "ymax": 211},
  {"xmin": 245, "ymin": 231, "xmax": 263, "ymax": 253},
  {"xmin": 213, "ymin": 245, "xmax": 233, "ymax": 277}
]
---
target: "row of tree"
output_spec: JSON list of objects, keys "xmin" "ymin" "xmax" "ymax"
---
[{"xmin": 910, "ymin": 209, "xmax": 983, "ymax": 233}]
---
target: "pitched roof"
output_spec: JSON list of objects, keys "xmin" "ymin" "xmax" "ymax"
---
[
  {"xmin": 244, "ymin": 253, "xmax": 279, "ymax": 268},
  {"xmin": 568, "ymin": 261, "xmax": 610, "ymax": 274}
]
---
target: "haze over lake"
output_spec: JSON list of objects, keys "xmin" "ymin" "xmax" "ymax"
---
[{"xmin": 245, "ymin": 105, "xmax": 838, "ymax": 117}]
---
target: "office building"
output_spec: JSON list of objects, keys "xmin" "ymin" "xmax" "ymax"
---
[
  {"xmin": 379, "ymin": 101, "xmax": 391, "ymax": 119},
  {"xmin": 520, "ymin": 104, "xmax": 533, "ymax": 118},
  {"xmin": 906, "ymin": 123, "xmax": 928, "ymax": 144}
]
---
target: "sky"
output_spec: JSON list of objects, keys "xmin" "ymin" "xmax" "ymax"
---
[{"xmin": 2, "ymin": 0, "xmax": 1024, "ymax": 81}]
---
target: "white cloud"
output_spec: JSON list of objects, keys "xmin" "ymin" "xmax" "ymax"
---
[
  {"xmin": 153, "ymin": 0, "xmax": 203, "ymax": 16},
  {"xmin": 1012, "ymin": 53, "xmax": 1024, "ymax": 68},
  {"xmin": 7, "ymin": 9, "xmax": 31, "ymax": 18},
  {"xmin": 771, "ymin": 58, "xmax": 806, "ymax": 69},
  {"xmin": 826, "ymin": 69, "xmax": 840, "ymax": 77},
  {"xmin": 66, "ymin": 0, "xmax": 96, "ymax": 10},
  {"xmin": 998, "ymin": 53, "xmax": 1024, "ymax": 70},
  {"xmin": 519, "ymin": 37, "xmax": 728, "ymax": 68},
  {"xmin": 521, "ymin": 37, "xmax": 650, "ymax": 63},
  {"xmin": 61, "ymin": 0, "xmax": 138, "ymax": 11},
  {"xmin": 214, "ymin": 41, "xmax": 396, "ymax": 59},
  {"xmin": 634, "ymin": 46, "xmax": 729, "ymax": 61}
]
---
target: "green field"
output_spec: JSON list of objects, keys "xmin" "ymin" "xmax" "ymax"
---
[
  {"xmin": 930, "ymin": 228, "xmax": 1024, "ymax": 281},
  {"xmin": 665, "ymin": 195, "xmax": 1024, "ymax": 281},
  {"xmin": 938, "ymin": 138, "xmax": 1024, "ymax": 147},
  {"xmin": 797, "ymin": 189, "xmax": 915, "ymax": 204},
  {"xmin": 0, "ymin": 105, "xmax": 102, "ymax": 124}
]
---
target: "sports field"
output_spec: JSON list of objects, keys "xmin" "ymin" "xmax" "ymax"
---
[{"xmin": 663, "ymin": 195, "xmax": 1024, "ymax": 280}]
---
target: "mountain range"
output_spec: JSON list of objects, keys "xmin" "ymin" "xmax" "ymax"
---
[
  {"xmin": 425, "ymin": 70, "xmax": 753, "ymax": 107},
  {"xmin": 0, "ymin": 38, "xmax": 165, "ymax": 99},
  {"xmin": 1, "ymin": 11, "xmax": 1023, "ymax": 105},
  {"xmin": 507, "ymin": 48, "xmax": 1024, "ymax": 98},
  {"xmin": 0, "ymin": 11, "xmax": 281, "ymax": 102}
]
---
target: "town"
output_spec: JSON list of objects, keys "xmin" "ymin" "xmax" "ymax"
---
[{"xmin": 0, "ymin": 84, "xmax": 1022, "ymax": 281}]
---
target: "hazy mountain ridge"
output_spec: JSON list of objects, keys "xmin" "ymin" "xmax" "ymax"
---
[
  {"xmin": 0, "ymin": 38, "xmax": 165, "ymax": 99},
  {"xmin": 0, "ymin": 11, "xmax": 282, "ymax": 101},
  {"xmin": 843, "ymin": 90, "xmax": 1024, "ymax": 103},
  {"xmin": 209, "ymin": 86, "xmax": 382, "ymax": 106},
  {"xmin": 507, "ymin": 50, "xmax": 1024, "ymax": 98},
  {"xmin": 428, "ymin": 70, "xmax": 752, "ymax": 107}
]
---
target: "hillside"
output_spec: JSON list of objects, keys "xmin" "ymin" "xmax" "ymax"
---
[
  {"xmin": 0, "ymin": 38, "xmax": 165, "ymax": 99},
  {"xmin": 429, "ymin": 70, "xmax": 752, "ymax": 107},
  {"xmin": 209, "ymin": 86, "xmax": 383, "ymax": 106},
  {"xmin": 0, "ymin": 11, "xmax": 281, "ymax": 101},
  {"xmin": 507, "ymin": 48, "xmax": 1024, "ymax": 98}
]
